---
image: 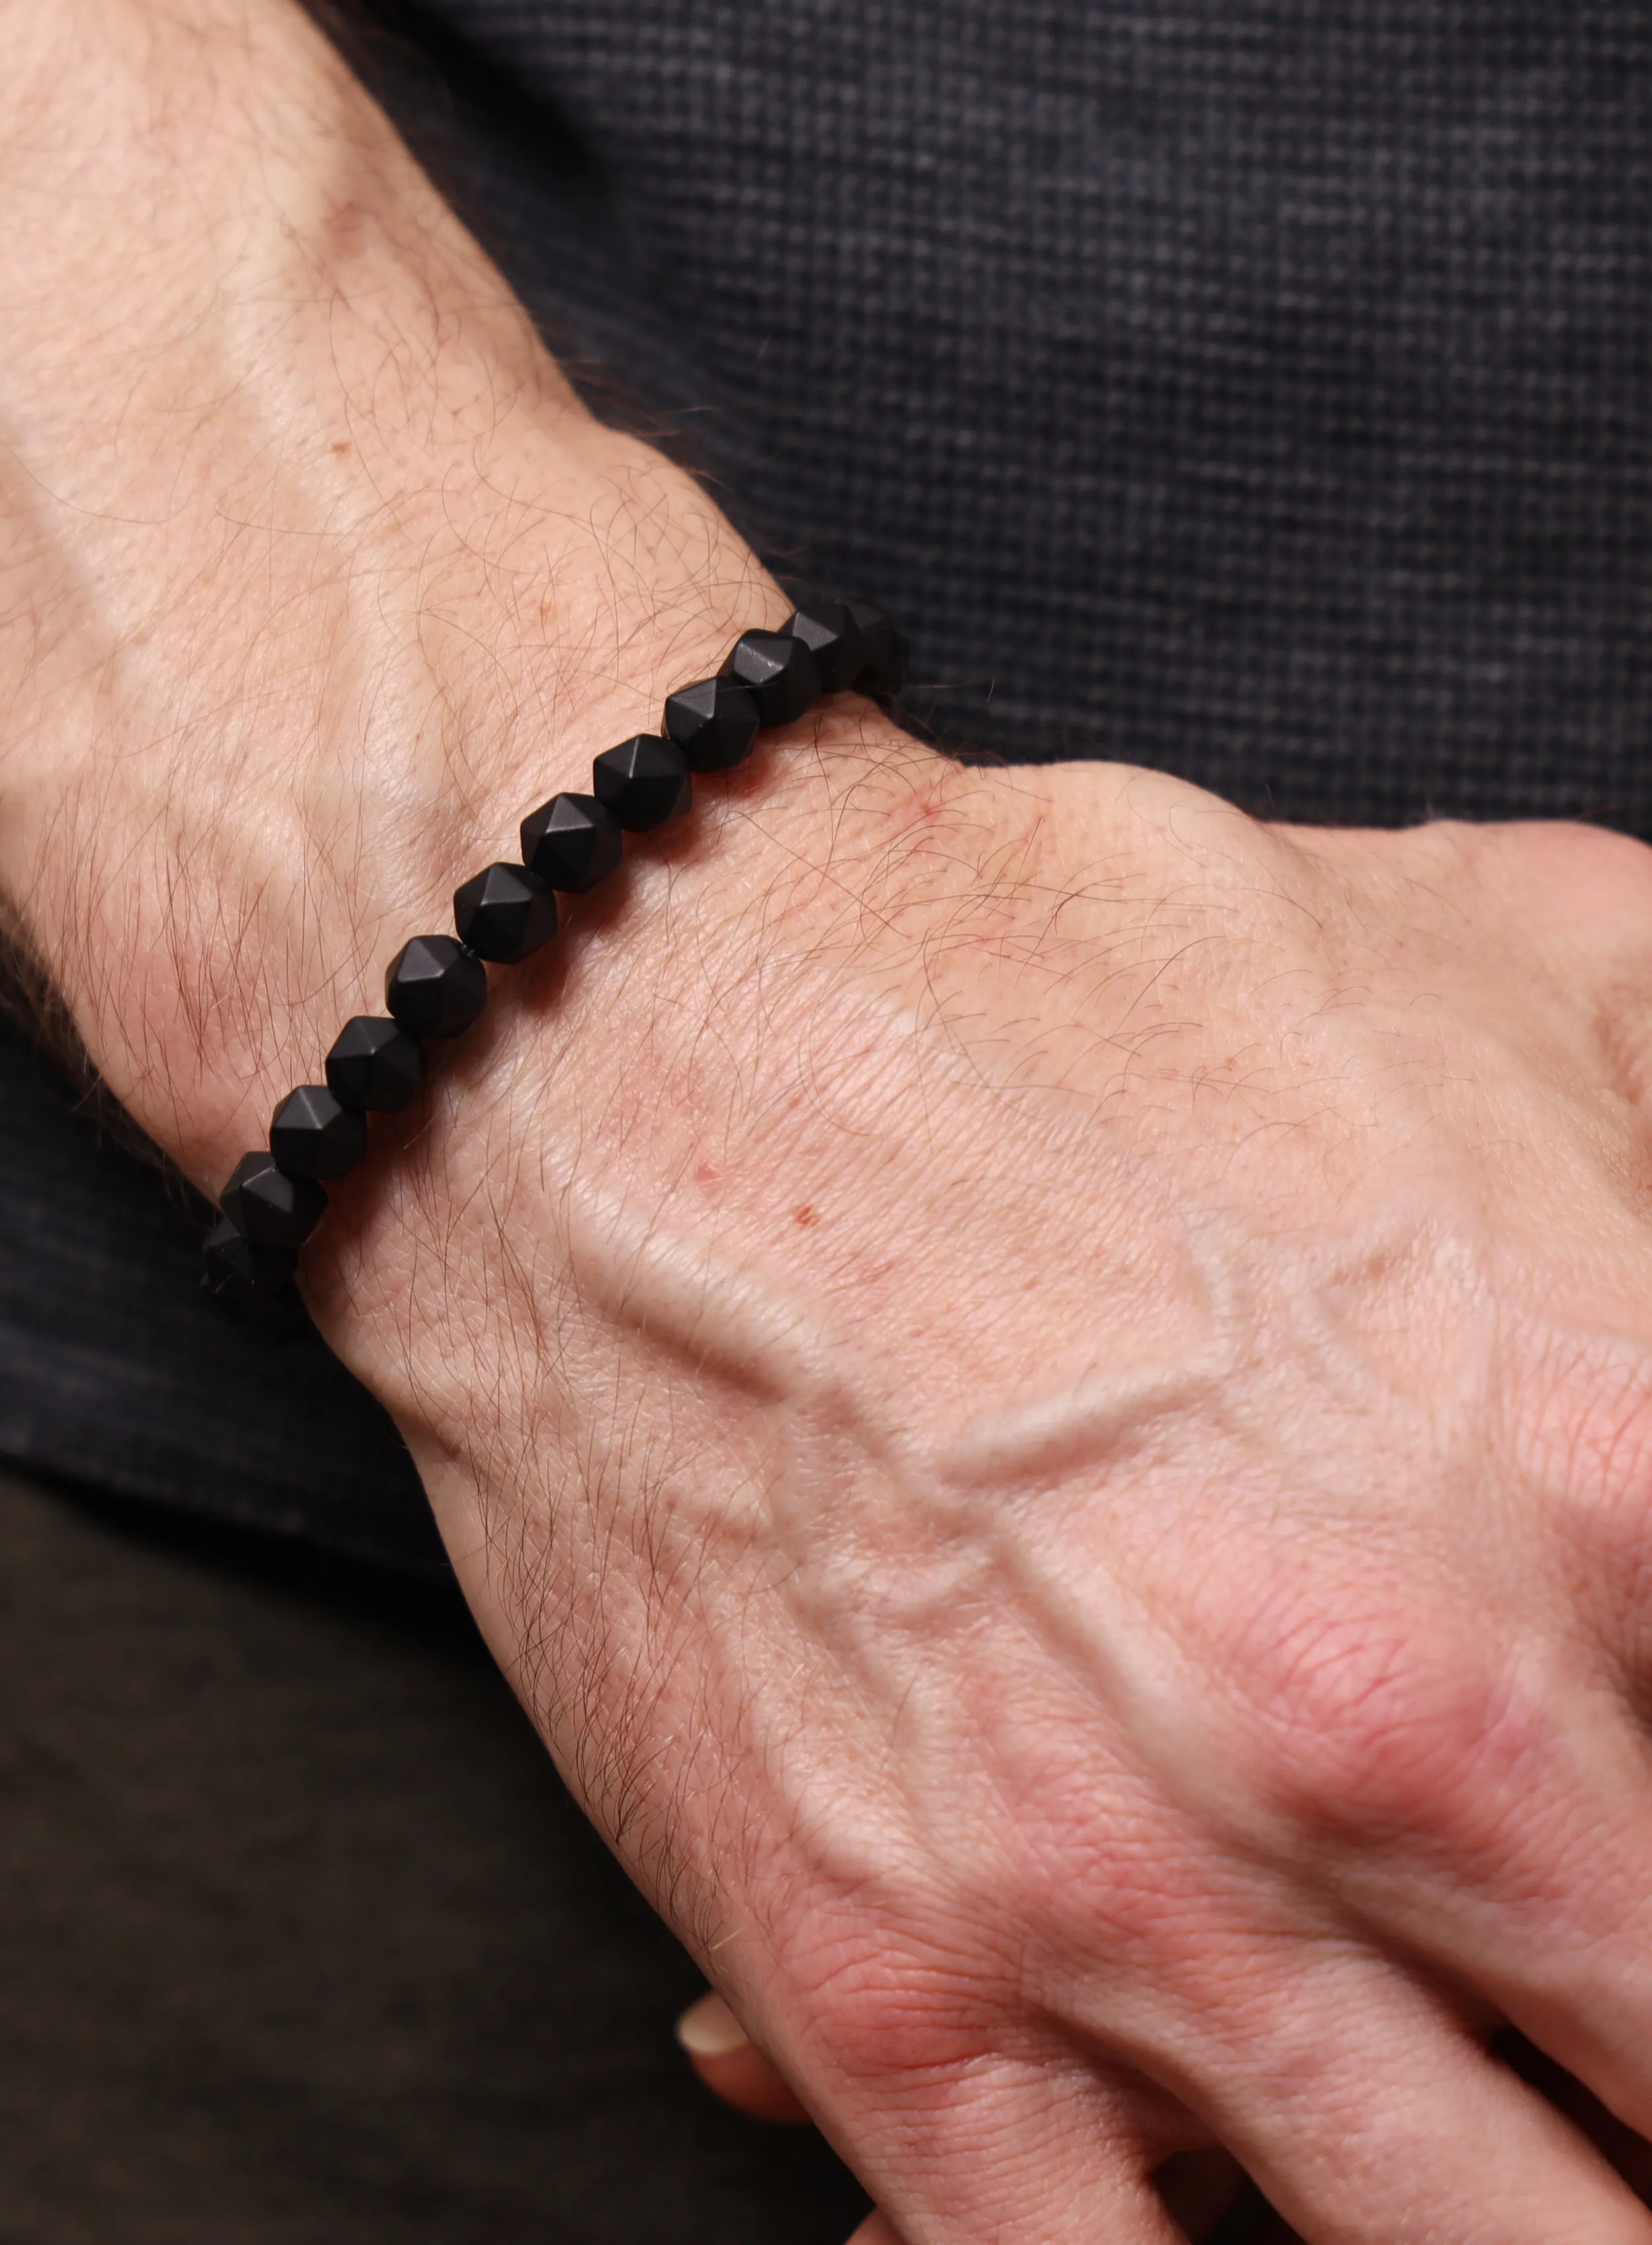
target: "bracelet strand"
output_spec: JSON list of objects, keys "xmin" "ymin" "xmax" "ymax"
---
[{"xmin": 201, "ymin": 600, "xmax": 908, "ymax": 1326}]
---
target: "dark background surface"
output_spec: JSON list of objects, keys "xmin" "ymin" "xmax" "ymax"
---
[
  {"xmin": 0, "ymin": 1468, "xmax": 867, "ymax": 2242},
  {"xmin": 396, "ymin": 0, "xmax": 1652, "ymax": 827},
  {"xmin": 0, "ymin": 1031, "xmax": 440, "ymax": 1575}
]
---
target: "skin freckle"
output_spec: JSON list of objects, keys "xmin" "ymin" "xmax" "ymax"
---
[{"xmin": 794, "ymin": 1203, "xmax": 818, "ymax": 1227}]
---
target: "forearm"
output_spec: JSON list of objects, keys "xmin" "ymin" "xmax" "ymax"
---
[
  {"xmin": 0, "ymin": 0, "xmax": 975, "ymax": 1845},
  {"xmin": 0, "ymin": 0, "xmax": 907, "ymax": 1179},
  {"xmin": 0, "ymin": 0, "xmax": 553, "ymax": 1146}
]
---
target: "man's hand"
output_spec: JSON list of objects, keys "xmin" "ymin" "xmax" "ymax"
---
[{"xmin": 8, "ymin": 7, "xmax": 1652, "ymax": 2244}]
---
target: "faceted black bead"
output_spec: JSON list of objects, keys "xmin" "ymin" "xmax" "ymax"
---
[
  {"xmin": 845, "ymin": 600, "xmax": 909, "ymax": 698},
  {"xmin": 520, "ymin": 792, "xmax": 624, "ymax": 893},
  {"xmin": 220, "ymin": 1150, "xmax": 328, "ymax": 1248},
  {"xmin": 201, "ymin": 1218, "xmax": 306, "ymax": 1336},
  {"xmin": 592, "ymin": 735, "xmax": 692, "ymax": 831},
  {"xmin": 269, "ymin": 1083, "xmax": 367, "ymax": 1181},
  {"xmin": 385, "ymin": 935, "xmax": 488, "ymax": 1040},
  {"xmin": 788, "ymin": 604, "xmax": 870, "ymax": 694},
  {"xmin": 664, "ymin": 676, "xmax": 761, "ymax": 772},
  {"xmin": 720, "ymin": 629, "xmax": 821, "ymax": 725},
  {"xmin": 326, "ymin": 1015, "xmax": 424, "ymax": 1113},
  {"xmin": 454, "ymin": 860, "xmax": 559, "ymax": 963},
  {"xmin": 201, "ymin": 1216, "xmax": 297, "ymax": 1301}
]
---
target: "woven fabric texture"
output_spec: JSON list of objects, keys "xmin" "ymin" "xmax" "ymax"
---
[{"xmin": 417, "ymin": 0, "xmax": 1652, "ymax": 828}]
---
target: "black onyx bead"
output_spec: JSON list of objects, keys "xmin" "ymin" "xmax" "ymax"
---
[
  {"xmin": 845, "ymin": 600, "xmax": 909, "ymax": 698},
  {"xmin": 385, "ymin": 935, "xmax": 488, "ymax": 1040},
  {"xmin": 220, "ymin": 1150, "xmax": 328, "ymax": 1248},
  {"xmin": 592, "ymin": 735, "xmax": 692, "ymax": 831},
  {"xmin": 720, "ymin": 629, "xmax": 821, "ymax": 725},
  {"xmin": 520, "ymin": 792, "xmax": 623, "ymax": 893},
  {"xmin": 664, "ymin": 676, "xmax": 760, "ymax": 772},
  {"xmin": 326, "ymin": 1015, "xmax": 424, "ymax": 1113},
  {"xmin": 788, "ymin": 604, "xmax": 870, "ymax": 694},
  {"xmin": 201, "ymin": 1216, "xmax": 297, "ymax": 1302},
  {"xmin": 201, "ymin": 1218, "xmax": 306, "ymax": 1336},
  {"xmin": 269, "ymin": 1084, "xmax": 367, "ymax": 1181},
  {"xmin": 454, "ymin": 861, "xmax": 559, "ymax": 963}
]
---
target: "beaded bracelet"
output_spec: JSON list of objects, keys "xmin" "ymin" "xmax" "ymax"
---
[{"xmin": 201, "ymin": 599, "xmax": 908, "ymax": 1322}]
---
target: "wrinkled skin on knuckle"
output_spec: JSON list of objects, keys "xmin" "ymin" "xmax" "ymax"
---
[
  {"xmin": 1083, "ymin": 1373, "xmax": 1565, "ymax": 1875},
  {"xmin": 785, "ymin": 1935, "xmax": 1009, "ymax": 2105},
  {"xmin": 1208, "ymin": 1573, "xmax": 1551, "ymax": 1858},
  {"xmin": 771, "ymin": 1933, "xmax": 1150, "ymax": 2238}
]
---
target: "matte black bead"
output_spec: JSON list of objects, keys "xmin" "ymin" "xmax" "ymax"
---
[
  {"xmin": 201, "ymin": 1216, "xmax": 297, "ymax": 1301},
  {"xmin": 326, "ymin": 1015, "xmax": 424, "ymax": 1113},
  {"xmin": 520, "ymin": 792, "xmax": 623, "ymax": 893},
  {"xmin": 269, "ymin": 1084, "xmax": 367, "ymax": 1181},
  {"xmin": 201, "ymin": 1217, "xmax": 306, "ymax": 1336},
  {"xmin": 385, "ymin": 935, "xmax": 488, "ymax": 1040},
  {"xmin": 721, "ymin": 629, "xmax": 821, "ymax": 725},
  {"xmin": 664, "ymin": 676, "xmax": 761, "ymax": 772},
  {"xmin": 454, "ymin": 860, "xmax": 559, "ymax": 963},
  {"xmin": 788, "ymin": 604, "xmax": 870, "ymax": 694},
  {"xmin": 845, "ymin": 600, "xmax": 909, "ymax": 698},
  {"xmin": 592, "ymin": 735, "xmax": 692, "ymax": 831},
  {"xmin": 220, "ymin": 1150, "xmax": 328, "ymax": 1248}
]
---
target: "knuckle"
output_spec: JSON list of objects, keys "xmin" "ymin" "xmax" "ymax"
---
[
  {"xmin": 786, "ymin": 1937, "xmax": 999, "ymax": 2105},
  {"xmin": 1227, "ymin": 1582, "xmax": 1539, "ymax": 1847}
]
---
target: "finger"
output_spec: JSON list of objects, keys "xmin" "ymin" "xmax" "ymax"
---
[
  {"xmin": 1295, "ymin": 1691, "xmax": 1652, "ymax": 2146},
  {"xmin": 1134, "ymin": 1944, "xmax": 1652, "ymax": 2245},
  {"xmin": 807, "ymin": 2045, "xmax": 1187, "ymax": 2245},
  {"xmin": 1211, "ymin": 2037, "xmax": 1652, "ymax": 2245},
  {"xmin": 676, "ymin": 1991, "xmax": 811, "ymax": 2122},
  {"xmin": 1187, "ymin": 1524, "xmax": 1652, "ymax": 2151}
]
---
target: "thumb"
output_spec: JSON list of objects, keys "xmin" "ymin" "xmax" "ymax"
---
[{"xmin": 676, "ymin": 1990, "xmax": 811, "ymax": 2123}]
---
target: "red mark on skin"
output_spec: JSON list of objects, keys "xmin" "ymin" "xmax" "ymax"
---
[
  {"xmin": 330, "ymin": 440, "xmax": 349, "ymax": 455},
  {"xmin": 695, "ymin": 1162, "xmax": 718, "ymax": 1185},
  {"xmin": 794, "ymin": 1205, "xmax": 818, "ymax": 1228}
]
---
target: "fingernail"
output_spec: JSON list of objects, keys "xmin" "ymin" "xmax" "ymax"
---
[{"xmin": 675, "ymin": 1990, "xmax": 751, "ymax": 2058}]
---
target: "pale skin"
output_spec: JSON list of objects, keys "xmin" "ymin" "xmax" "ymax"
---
[{"xmin": 9, "ymin": 6, "xmax": 1652, "ymax": 2242}]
